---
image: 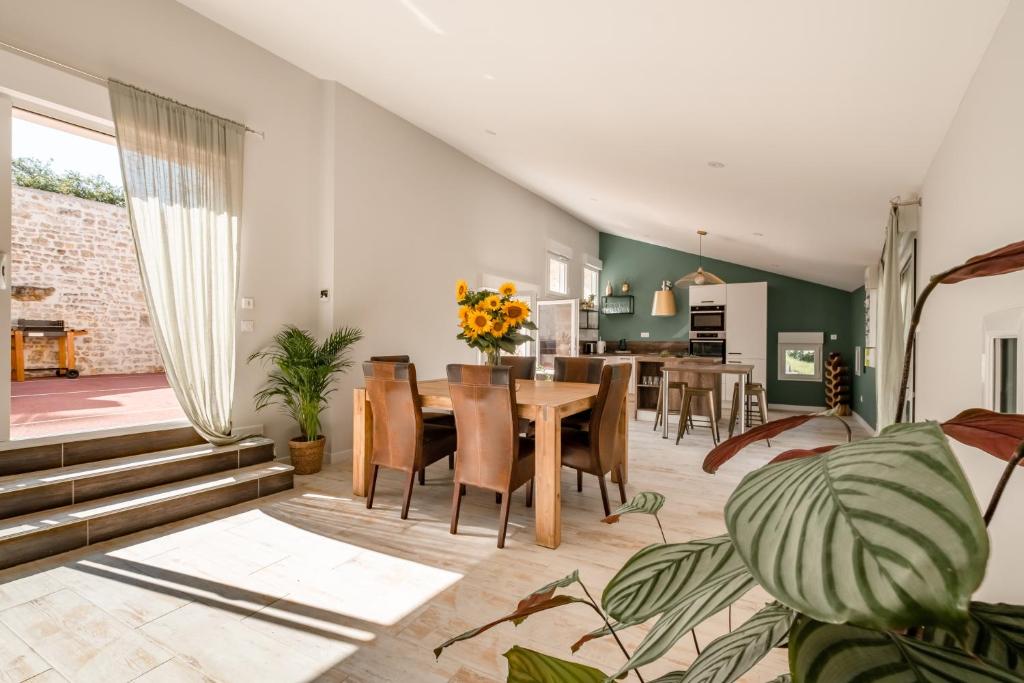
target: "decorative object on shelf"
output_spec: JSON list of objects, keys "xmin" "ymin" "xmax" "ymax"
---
[
  {"xmin": 249, "ymin": 324, "xmax": 363, "ymax": 474},
  {"xmin": 455, "ymin": 279, "xmax": 536, "ymax": 365},
  {"xmin": 824, "ymin": 352, "xmax": 852, "ymax": 416},
  {"xmin": 651, "ymin": 280, "xmax": 677, "ymax": 317},
  {"xmin": 601, "ymin": 295, "xmax": 635, "ymax": 315},
  {"xmin": 675, "ymin": 229, "xmax": 726, "ymax": 288},
  {"xmin": 582, "ymin": 294, "xmax": 597, "ymax": 310},
  {"xmin": 604, "ymin": 281, "xmax": 613, "ymax": 296},
  {"xmin": 621, "ymin": 281, "xmax": 631, "ymax": 293}
]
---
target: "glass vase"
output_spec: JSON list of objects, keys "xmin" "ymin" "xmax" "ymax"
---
[{"xmin": 484, "ymin": 349, "xmax": 501, "ymax": 366}]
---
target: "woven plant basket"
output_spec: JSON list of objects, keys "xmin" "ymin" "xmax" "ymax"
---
[{"xmin": 288, "ymin": 436, "xmax": 325, "ymax": 475}]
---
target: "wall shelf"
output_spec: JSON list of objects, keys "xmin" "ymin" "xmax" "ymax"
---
[{"xmin": 601, "ymin": 295, "xmax": 634, "ymax": 315}]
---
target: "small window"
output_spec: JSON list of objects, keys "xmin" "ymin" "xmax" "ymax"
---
[
  {"xmin": 582, "ymin": 266, "xmax": 599, "ymax": 304},
  {"xmin": 778, "ymin": 332, "xmax": 824, "ymax": 382},
  {"xmin": 548, "ymin": 254, "xmax": 568, "ymax": 295}
]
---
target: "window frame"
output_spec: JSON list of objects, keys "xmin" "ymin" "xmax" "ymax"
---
[
  {"xmin": 582, "ymin": 265, "xmax": 600, "ymax": 304},
  {"xmin": 547, "ymin": 253, "xmax": 569, "ymax": 296},
  {"xmin": 777, "ymin": 332, "xmax": 824, "ymax": 382}
]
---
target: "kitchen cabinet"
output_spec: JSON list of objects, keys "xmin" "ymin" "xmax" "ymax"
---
[
  {"xmin": 725, "ymin": 282, "xmax": 767, "ymax": 359},
  {"xmin": 689, "ymin": 284, "xmax": 727, "ymax": 306},
  {"xmin": 602, "ymin": 355, "xmax": 637, "ymax": 415}
]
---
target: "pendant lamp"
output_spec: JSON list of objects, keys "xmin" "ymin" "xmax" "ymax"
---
[{"xmin": 674, "ymin": 230, "xmax": 725, "ymax": 288}]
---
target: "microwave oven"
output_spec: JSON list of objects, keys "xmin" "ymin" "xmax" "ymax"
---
[{"xmin": 690, "ymin": 305, "xmax": 725, "ymax": 332}]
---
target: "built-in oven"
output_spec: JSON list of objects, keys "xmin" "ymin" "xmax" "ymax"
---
[
  {"xmin": 689, "ymin": 332, "xmax": 726, "ymax": 362},
  {"xmin": 690, "ymin": 305, "xmax": 725, "ymax": 332}
]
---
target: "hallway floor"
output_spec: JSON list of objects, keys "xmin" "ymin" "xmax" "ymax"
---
[{"xmin": 10, "ymin": 373, "xmax": 185, "ymax": 440}]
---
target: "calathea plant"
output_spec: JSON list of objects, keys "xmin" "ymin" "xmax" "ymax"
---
[{"xmin": 432, "ymin": 240, "xmax": 1024, "ymax": 682}]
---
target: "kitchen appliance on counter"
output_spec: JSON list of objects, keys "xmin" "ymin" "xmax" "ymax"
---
[
  {"xmin": 690, "ymin": 304, "xmax": 726, "ymax": 332},
  {"xmin": 581, "ymin": 341, "xmax": 596, "ymax": 355},
  {"xmin": 689, "ymin": 331, "xmax": 726, "ymax": 362},
  {"xmin": 617, "ymin": 338, "xmax": 629, "ymax": 352}
]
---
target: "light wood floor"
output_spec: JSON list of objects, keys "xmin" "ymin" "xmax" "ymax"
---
[{"xmin": 0, "ymin": 409, "xmax": 866, "ymax": 682}]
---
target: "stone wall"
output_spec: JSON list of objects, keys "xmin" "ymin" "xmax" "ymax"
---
[{"xmin": 11, "ymin": 186, "xmax": 163, "ymax": 376}]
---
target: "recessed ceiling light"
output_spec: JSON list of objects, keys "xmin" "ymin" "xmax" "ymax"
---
[
  {"xmin": 483, "ymin": 73, "xmax": 496, "ymax": 81},
  {"xmin": 590, "ymin": 197, "xmax": 598, "ymax": 202},
  {"xmin": 753, "ymin": 232, "xmax": 764, "ymax": 237},
  {"xmin": 484, "ymin": 129, "xmax": 497, "ymax": 136},
  {"xmin": 707, "ymin": 161, "xmax": 726, "ymax": 168}
]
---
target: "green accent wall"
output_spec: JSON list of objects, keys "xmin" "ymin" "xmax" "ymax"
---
[
  {"xmin": 598, "ymin": 233, "xmax": 854, "ymax": 407},
  {"xmin": 849, "ymin": 287, "xmax": 877, "ymax": 429}
]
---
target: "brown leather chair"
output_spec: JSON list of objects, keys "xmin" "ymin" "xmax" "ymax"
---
[
  {"xmin": 363, "ymin": 361, "xmax": 457, "ymax": 519},
  {"xmin": 500, "ymin": 355, "xmax": 536, "ymax": 381},
  {"xmin": 370, "ymin": 355, "xmax": 454, "ymax": 440},
  {"xmin": 369, "ymin": 355, "xmax": 411, "ymax": 363},
  {"xmin": 554, "ymin": 356, "xmax": 605, "ymax": 491},
  {"xmin": 446, "ymin": 364, "xmax": 535, "ymax": 548},
  {"xmin": 560, "ymin": 362, "xmax": 631, "ymax": 516}
]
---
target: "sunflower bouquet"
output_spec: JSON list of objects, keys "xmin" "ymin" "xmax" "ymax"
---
[{"xmin": 455, "ymin": 280, "xmax": 537, "ymax": 365}]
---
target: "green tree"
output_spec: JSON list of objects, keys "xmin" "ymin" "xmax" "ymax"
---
[{"xmin": 11, "ymin": 157, "xmax": 125, "ymax": 207}]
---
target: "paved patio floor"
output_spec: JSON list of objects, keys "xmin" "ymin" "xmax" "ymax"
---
[{"xmin": 11, "ymin": 373, "xmax": 185, "ymax": 440}]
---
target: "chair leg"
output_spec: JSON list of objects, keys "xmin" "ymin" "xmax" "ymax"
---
[
  {"xmin": 448, "ymin": 453, "xmax": 454, "ymax": 469},
  {"xmin": 450, "ymin": 479, "xmax": 463, "ymax": 535},
  {"xmin": 653, "ymin": 387, "xmax": 663, "ymax": 430},
  {"xmin": 460, "ymin": 484, "xmax": 467, "ymax": 496},
  {"xmin": 400, "ymin": 469, "xmax": 416, "ymax": 519},
  {"xmin": 366, "ymin": 465, "xmax": 380, "ymax": 509},
  {"xmin": 676, "ymin": 394, "xmax": 692, "ymax": 444},
  {"xmin": 728, "ymin": 386, "xmax": 740, "ymax": 438},
  {"xmin": 496, "ymin": 492, "xmax": 502, "ymax": 504},
  {"xmin": 497, "ymin": 491, "xmax": 512, "ymax": 548},
  {"xmin": 526, "ymin": 478, "xmax": 534, "ymax": 508},
  {"xmin": 597, "ymin": 474, "xmax": 611, "ymax": 517},
  {"xmin": 707, "ymin": 395, "xmax": 720, "ymax": 445},
  {"xmin": 615, "ymin": 466, "xmax": 626, "ymax": 504},
  {"xmin": 577, "ymin": 469, "xmax": 583, "ymax": 492},
  {"xmin": 418, "ymin": 467, "xmax": 426, "ymax": 486}
]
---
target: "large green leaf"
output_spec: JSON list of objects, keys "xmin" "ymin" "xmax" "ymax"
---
[
  {"xmin": 607, "ymin": 571, "xmax": 756, "ymax": 680},
  {"xmin": 602, "ymin": 492, "xmax": 665, "ymax": 524},
  {"xmin": 923, "ymin": 602, "xmax": 1024, "ymax": 673},
  {"xmin": 602, "ymin": 536, "xmax": 749, "ymax": 624},
  {"xmin": 678, "ymin": 602, "xmax": 795, "ymax": 683},
  {"xmin": 725, "ymin": 422, "xmax": 988, "ymax": 631},
  {"xmin": 788, "ymin": 615, "xmax": 1020, "ymax": 682},
  {"xmin": 504, "ymin": 646, "xmax": 606, "ymax": 683}
]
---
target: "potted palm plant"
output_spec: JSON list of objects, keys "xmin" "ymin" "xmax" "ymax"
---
[{"xmin": 249, "ymin": 324, "xmax": 363, "ymax": 474}]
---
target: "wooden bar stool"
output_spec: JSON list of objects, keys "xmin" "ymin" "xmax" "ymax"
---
[
  {"xmin": 676, "ymin": 387, "xmax": 720, "ymax": 445},
  {"xmin": 729, "ymin": 382, "xmax": 769, "ymax": 441},
  {"xmin": 653, "ymin": 376, "xmax": 688, "ymax": 431}
]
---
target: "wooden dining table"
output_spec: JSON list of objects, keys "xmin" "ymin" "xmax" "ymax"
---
[
  {"xmin": 659, "ymin": 361, "xmax": 755, "ymax": 439},
  {"xmin": 352, "ymin": 378, "xmax": 628, "ymax": 549}
]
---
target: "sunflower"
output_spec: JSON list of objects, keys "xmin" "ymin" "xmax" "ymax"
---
[
  {"xmin": 458, "ymin": 305, "xmax": 472, "ymax": 324},
  {"xmin": 503, "ymin": 300, "xmax": 529, "ymax": 324},
  {"xmin": 490, "ymin": 319, "xmax": 508, "ymax": 336},
  {"xmin": 499, "ymin": 281, "xmax": 517, "ymax": 297},
  {"xmin": 466, "ymin": 309, "xmax": 492, "ymax": 336},
  {"xmin": 482, "ymin": 294, "xmax": 503, "ymax": 310},
  {"xmin": 455, "ymin": 279, "xmax": 469, "ymax": 301}
]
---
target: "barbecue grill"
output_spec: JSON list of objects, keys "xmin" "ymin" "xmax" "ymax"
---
[{"xmin": 10, "ymin": 319, "xmax": 88, "ymax": 380}]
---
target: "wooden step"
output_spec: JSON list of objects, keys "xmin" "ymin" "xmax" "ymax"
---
[
  {"xmin": 0, "ymin": 437, "xmax": 275, "ymax": 520},
  {"xmin": 0, "ymin": 425, "xmax": 206, "ymax": 477},
  {"xmin": 0, "ymin": 462, "xmax": 294, "ymax": 570}
]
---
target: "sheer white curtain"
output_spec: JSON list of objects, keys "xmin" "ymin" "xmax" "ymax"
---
[
  {"xmin": 876, "ymin": 204, "xmax": 918, "ymax": 428},
  {"xmin": 109, "ymin": 80, "xmax": 244, "ymax": 444}
]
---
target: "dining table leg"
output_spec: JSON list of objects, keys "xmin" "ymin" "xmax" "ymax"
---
[
  {"xmin": 352, "ymin": 388, "xmax": 374, "ymax": 496},
  {"xmin": 533, "ymin": 405, "xmax": 562, "ymax": 549}
]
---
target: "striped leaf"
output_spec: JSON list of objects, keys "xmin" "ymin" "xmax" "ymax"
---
[
  {"xmin": 923, "ymin": 602, "xmax": 1024, "ymax": 673},
  {"xmin": 603, "ymin": 491, "xmax": 666, "ymax": 524},
  {"xmin": 766, "ymin": 676, "xmax": 791, "ymax": 683},
  {"xmin": 607, "ymin": 571, "xmax": 756, "ymax": 680},
  {"xmin": 649, "ymin": 673, "xmax": 686, "ymax": 682},
  {"xmin": 725, "ymin": 422, "xmax": 988, "ymax": 631},
  {"xmin": 678, "ymin": 602, "xmax": 795, "ymax": 683},
  {"xmin": 570, "ymin": 620, "xmax": 630, "ymax": 653},
  {"xmin": 789, "ymin": 615, "xmax": 1020, "ymax": 682},
  {"xmin": 504, "ymin": 646, "xmax": 606, "ymax": 683},
  {"xmin": 602, "ymin": 536, "xmax": 749, "ymax": 624}
]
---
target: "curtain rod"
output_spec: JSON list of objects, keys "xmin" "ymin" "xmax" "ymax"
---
[
  {"xmin": 0, "ymin": 40, "xmax": 265, "ymax": 138},
  {"xmin": 890, "ymin": 196, "xmax": 922, "ymax": 207}
]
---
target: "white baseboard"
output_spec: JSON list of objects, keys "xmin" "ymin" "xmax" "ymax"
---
[
  {"xmin": 327, "ymin": 448, "xmax": 352, "ymax": 465},
  {"xmin": 850, "ymin": 411, "xmax": 876, "ymax": 435},
  {"xmin": 767, "ymin": 403, "xmax": 827, "ymax": 413}
]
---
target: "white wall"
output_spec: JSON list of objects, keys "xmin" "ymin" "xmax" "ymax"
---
[
  {"xmin": 0, "ymin": 0, "xmax": 326, "ymax": 448},
  {"xmin": 1, "ymin": 1, "xmax": 599, "ymax": 455},
  {"xmin": 324, "ymin": 82, "xmax": 598, "ymax": 457},
  {"xmin": 916, "ymin": 0, "xmax": 1024, "ymax": 602}
]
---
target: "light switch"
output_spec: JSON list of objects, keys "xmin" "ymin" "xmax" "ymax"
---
[
  {"xmin": 830, "ymin": 334, "xmax": 838, "ymax": 341},
  {"xmin": 640, "ymin": 332, "xmax": 650, "ymax": 338},
  {"xmin": 240, "ymin": 320, "xmax": 255, "ymax": 333},
  {"xmin": 241, "ymin": 297, "xmax": 254, "ymax": 310}
]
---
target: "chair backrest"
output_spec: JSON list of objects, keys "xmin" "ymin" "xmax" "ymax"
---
[
  {"xmin": 362, "ymin": 361, "xmax": 422, "ymax": 470},
  {"xmin": 589, "ymin": 363, "xmax": 632, "ymax": 472},
  {"xmin": 554, "ymin": 356, "xmax": 604, "ymax": 384},
  {"xmin": 369, "ymin": 355, "xmax": 411, "ymax": 363},
  {"xmin": 500, "ymin": 355, "xmax": 536, "ymax": 381},
  {"xmin": 446, "ymin": 364, "xmax": 518, "ymax": 491}
]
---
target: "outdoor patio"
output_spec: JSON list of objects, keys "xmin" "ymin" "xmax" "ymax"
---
[{"xmin": 11, "ymin": 373, "xmax": 184, "ymax": 440}]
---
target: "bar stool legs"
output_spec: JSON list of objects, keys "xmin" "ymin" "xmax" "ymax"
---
[
  {"xmin": 676, "ymin": 389, "xmax": 719, "ymax": 445},
  {"xmin": 728, "ymin": 382, "xmax": 770, "ymax": 444}
]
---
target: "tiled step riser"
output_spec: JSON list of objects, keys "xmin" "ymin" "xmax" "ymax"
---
[
  {"xmin": 0, "ymin": 470, "xmax": 293, "ymax": 571},
  {"xmin": 0, "ymin": 426, "xmax": 206, "ymax": 477},
  {"xmin": 0, "ymin": 443, "xmax": 274, "ymax": 520}
]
